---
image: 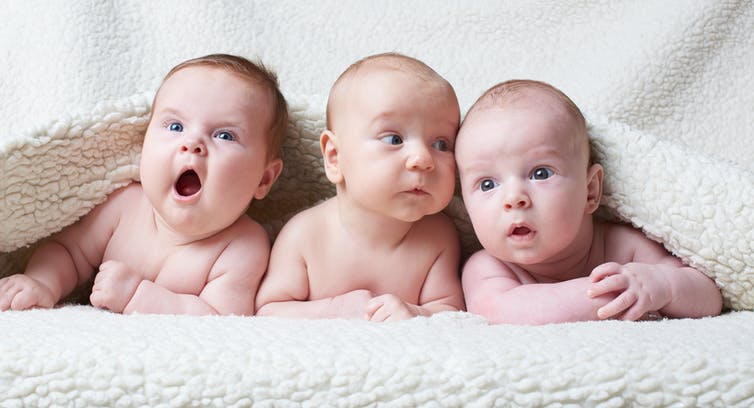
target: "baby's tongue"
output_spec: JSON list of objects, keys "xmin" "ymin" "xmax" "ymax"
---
[
  {"xmin": 176, "ymin": 170, "xmax": 201, "ymax": 196},
  {"xmin": 513, "ymin": 226, "xmax": 531, "ymax": 235}
]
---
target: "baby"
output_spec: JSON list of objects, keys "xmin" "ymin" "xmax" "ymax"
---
[
  {"xmin": 456, "ymin": 79, "xmax": 723, "ymax": 325},
  {"xmin": 0, "ymin": 54, "xmax": 287, "ymax": 315},
  {"xmin": 255, "ymin": 53, "xmax": 465, "ymax": 321}
]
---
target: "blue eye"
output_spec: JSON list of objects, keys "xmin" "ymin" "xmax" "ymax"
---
[
  {"xmin": 480, "ymin": 179, "xmax": 498, "ymax": 192},
  {"xmin": 168, "ymin": 122, "xmax": 183, "ymax": 132},
  {"xmin": 531, "ymin": 167, "xmax": 554, "ymax": 180},
  {"xmin": 380, "ymin": 134, "xmax": 403, "ymax": 145},
  {"xmin": 215, "ymin": 131, "xmax": 235, "ymax": 141},
  {"xmin": 431, "ymin": 139, "xmax": 450, "ymax": 152}
]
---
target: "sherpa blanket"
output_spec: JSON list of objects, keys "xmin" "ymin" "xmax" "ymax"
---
[{"xmin": 1, "ymin": 1, "xmax": 753, "ymax": 406}]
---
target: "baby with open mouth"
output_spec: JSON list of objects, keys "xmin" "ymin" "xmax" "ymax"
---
[
  {"xmin": 0, "ymin": 53, "xmax": 286, "ymax": 315},
  {"xmin": 456, "ymin": 79, "xmax": 722, "ymax": 325},
  {"xmin": 175, "ymin": 169, "xmax": 201, "ymax": 198}
]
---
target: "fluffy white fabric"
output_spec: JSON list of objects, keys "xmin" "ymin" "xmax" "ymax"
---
[
  {"xmin": 1, "ymin": 1, "xmax": 753, "ymax": 405},
  {"xmin": 2, "ymin": 307, "xmax": 754, "ymax": 407}
]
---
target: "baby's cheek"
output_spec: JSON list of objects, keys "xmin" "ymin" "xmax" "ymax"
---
[
  {"xmin": 474, "ymin": 210, "xmax": 503, "ymax": 251},
  {"xmin": 546, "ymin": 208, "xmax": 585, "ymax": 246}
]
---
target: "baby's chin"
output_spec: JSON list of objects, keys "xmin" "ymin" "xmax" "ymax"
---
[
  {"xmin": 156, "ymin": 207, "xmax": 242, "ymax": 240},
  {"xmin": 390, "ymin": 203, "xmax": 445, "ymax": 223},
  {"xmin": 488, "ymin": 247, "xmax": 549, "ymax": 267}
]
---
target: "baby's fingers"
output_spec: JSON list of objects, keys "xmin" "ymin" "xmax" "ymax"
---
[
  {"xmin": 620, "ymin": 304, "xmax": 651, "ymax": 322},
  {"xmin": 365, "ymin": 297, "xmax": 386, "ymax": 320},
  {"xmin": 0, "ymin": 284, "xmax": 22, "ymax": 311},
  {"xmin": 590, "ymin": 262, "xmax": 622, "ymax": 282},
  {"xmin": 368, "ymin": 305, "xmax": 392, "ymax": 322},
  {"xmin": 597, "ymin": 291, "xmax": 638, "ymax": 320},
  {"xmin": 588, "ymin": 274, "xmax": 628, "ymax": 298},
  {"xmin": 10, "ymin": 290, "xmax": 41, "ymax": 311}
]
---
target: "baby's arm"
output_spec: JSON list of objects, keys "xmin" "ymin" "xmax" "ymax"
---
[
  {"xmin": 365, "ymin": 215, "xmax": 464, "ymax": 321},
  {"xmin": 463, "ymin": 250, "xmax": 614, "ymax": 325},
  {"xmin": 119, "ymin": 219, "xmax": 268, "ymax": 315},
  {"xmin": 255, "ymin": 216, "xmax": 374, "ymax": 319},
  {"xmin": 0, "ymin": 185, "xmax": 129, "ymax": 311},
  {"xmin": 589, "ymin": 226, "xmax": 723, "ymax": 320}
]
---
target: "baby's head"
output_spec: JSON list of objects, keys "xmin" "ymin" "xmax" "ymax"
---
[
  {"xmin": 456, "ymin": 80, "xmax": 603, "ymax": 265},
  {"xmin": 320, "ymin": 53, "xmax": 460, "ymax": 222},
  {"xmin": 140, "ymin": 54, "xmax": 287, "ymax": 237},
  {"xmin": 151, "ymin": 54, "xmax": 288, "ymax": 160}
]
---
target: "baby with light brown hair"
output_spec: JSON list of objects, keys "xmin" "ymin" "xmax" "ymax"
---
[
  {"xmin": 255, "ymin": 53, "xmax": 465, "ymax": 321},
  {"xmin": 0, "ymin": 54, "xmax": 286, "ymax": 315},
  {"xmin": 456, "ymin": 79, "xmax": 722, "ymax": 325}
]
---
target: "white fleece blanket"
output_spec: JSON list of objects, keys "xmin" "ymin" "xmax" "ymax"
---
[
  {"xmin": 2, "ymin": 307, "xmax": 754, "ymax": 407},
  {"xmin": 1, "ymin": 1, "xmax": 754, "ymax": 406}
]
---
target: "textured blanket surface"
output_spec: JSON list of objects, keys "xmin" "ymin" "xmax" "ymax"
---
[
  {"xmin": 1, "ymin": 1, "xmax": 754, "ymax": 406},
  {"xmin": 2, "ymin": 306, "xmax": 754, "ymax": 407}
]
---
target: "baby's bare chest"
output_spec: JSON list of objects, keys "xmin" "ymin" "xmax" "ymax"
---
[
  {"xmin": 102, "ymin": 224, "xmax": 225, "ymax": 296},
  {"xmin": 305, "ymin": 244, "xmax": 438, "ymax": 302}
]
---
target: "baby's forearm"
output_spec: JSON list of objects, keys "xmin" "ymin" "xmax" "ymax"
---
[
  {"xmin": 469, "ymin": 277, "xmax": 612, "ymax": 325},
  {"xmin": 25, "ymin": 241, "xmax": 82, "ymax": 301},
  {"xmin": 256, "ymin": 298, "xmax": 352, "ymax": 319},
  {"xmin": 661, "ymin": 266, "xmax": 723, "ymax": 318},
  {"xmin": 123, "ymin": 280, "xmax": 218, "ymax": 315},
  {"xmin": 418, "ymin": 298, "xmax": 464, "ymax": 316}
]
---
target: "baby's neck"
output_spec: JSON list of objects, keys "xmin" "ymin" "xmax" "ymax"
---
[
  {"xmin": 334, "ymin": 196, "xmax": 416, "ymax": 249},
  {"xmin": 150, "ymin": 209, "xmax": 216, "ymax": 246}
]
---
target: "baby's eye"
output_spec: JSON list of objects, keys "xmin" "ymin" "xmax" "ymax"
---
[
  {"xmin": 380, "ymin": 134, "xmax": 403, "ymax": 145},
  {"xmin": 480, "ymin": 179, "xmax": 498, "ymax": 192},
  {"xmin": 215, "ymin": 131, "xmax": 235, "ymax": 141},
  {"xmin": 431, "ymin": 139, "xmax": 450, "ymax": 152},
  {"xmin": 531, "ymin": 167, "xmax": 554, "ymax": 180},
  {"xmin": 168, "ymin": 122, "xmax": 183, "ymax": 132}
]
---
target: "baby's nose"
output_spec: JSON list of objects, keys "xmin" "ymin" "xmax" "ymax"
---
[
  {"xmin": 181, "ymin": 139, "xmax": 206, "ymax": 155},
  {"xmin": 503, "ymin": 188, "xmax": 531, "ymax": 210},
  {"xmin": 406, "ymin": 145, "xmax": 434, "ymax": 171}
]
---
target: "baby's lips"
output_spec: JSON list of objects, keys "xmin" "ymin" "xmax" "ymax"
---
[
  {"xmin": 511, "ymin": 226, "xmax": 532, "ymax": 236},
  {"xmin": 508, "ymin": 223, "xmax": 534, "ymax": 236}
]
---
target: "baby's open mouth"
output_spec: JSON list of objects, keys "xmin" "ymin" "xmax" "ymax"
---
[
  {"xmin": 511, "ymin": 226, "xmax": 532, "ymax": 236},
  {"xmin": 175, "ymin": 170, "xmax": 201, "ymax": 197}
]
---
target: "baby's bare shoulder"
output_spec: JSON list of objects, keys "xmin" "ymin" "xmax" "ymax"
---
[
  {"xmin": 277, "ymin": 199, "xmax": 335, "ymax": 239},
  {"xmin": 222, "ymin": 214, "xmax": 270, "ymax": 246},
  {"xmin": 601, "ymin": 221, "xmax": 651, "ymax": 245},
  {"xmin": 108, "ymin": 182, "xmax": 144, "ymax": 203},
  {"xmin": 600, "ymin": 221, "xmax": 666, "ymax": 262}
]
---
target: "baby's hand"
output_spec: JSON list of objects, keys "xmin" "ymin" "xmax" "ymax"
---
[
  {"xmin": 588, "ymin": 262, "xmax": 672, "ymax": 321},
  {"xmin": 0, "ymin": 274, "xmax": 56, "ymax": 311},
  {"xmin": 327, "ymin": 289, "xmax": 375, "ymax": 319},
  {"xmin": 365, "ymin": 294, "xmax": 420, "ymax": 322},
  {"xmin": 90, "ymin": 260, "xmax": 142, "ymax": 313}
]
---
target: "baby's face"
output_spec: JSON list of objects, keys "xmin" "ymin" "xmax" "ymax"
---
[
  {"xmin": 456, "ymin": 94, "xmax": 593, "ymax": 265},
  {"xmin": 331, "ymin": 66, "xmax": 459, "ymax": 222},
  {"xmin": 140, "ymin": 65, "xmax": 275, "ymax": 237}
]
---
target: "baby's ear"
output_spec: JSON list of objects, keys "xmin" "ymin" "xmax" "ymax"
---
[
  {"xmin": 253, "ymin": 158, "xmax": 283, "ymax": 200},
  {"xmin": 320, "ymin": 130, "xmax": 343, "ymax": 184},
  {"xmin": 585, "ymin": 163, "xmax": 603, "ymax": 214}
]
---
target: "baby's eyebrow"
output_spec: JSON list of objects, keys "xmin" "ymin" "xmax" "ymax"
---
[
  {"xmin": 369, "ymin": 111, "xmax": 399, "ymax": 127},
  {"xmin": 153, "ymin": 106, "xmax": 183, "ymax": 119},
  {"xmin": 529, "ymin": 145, "xmax": 568, "ymax": 160},
  {"xmin": 457, "ymin": 160, "xmax": 493, "ymax": 175}
]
